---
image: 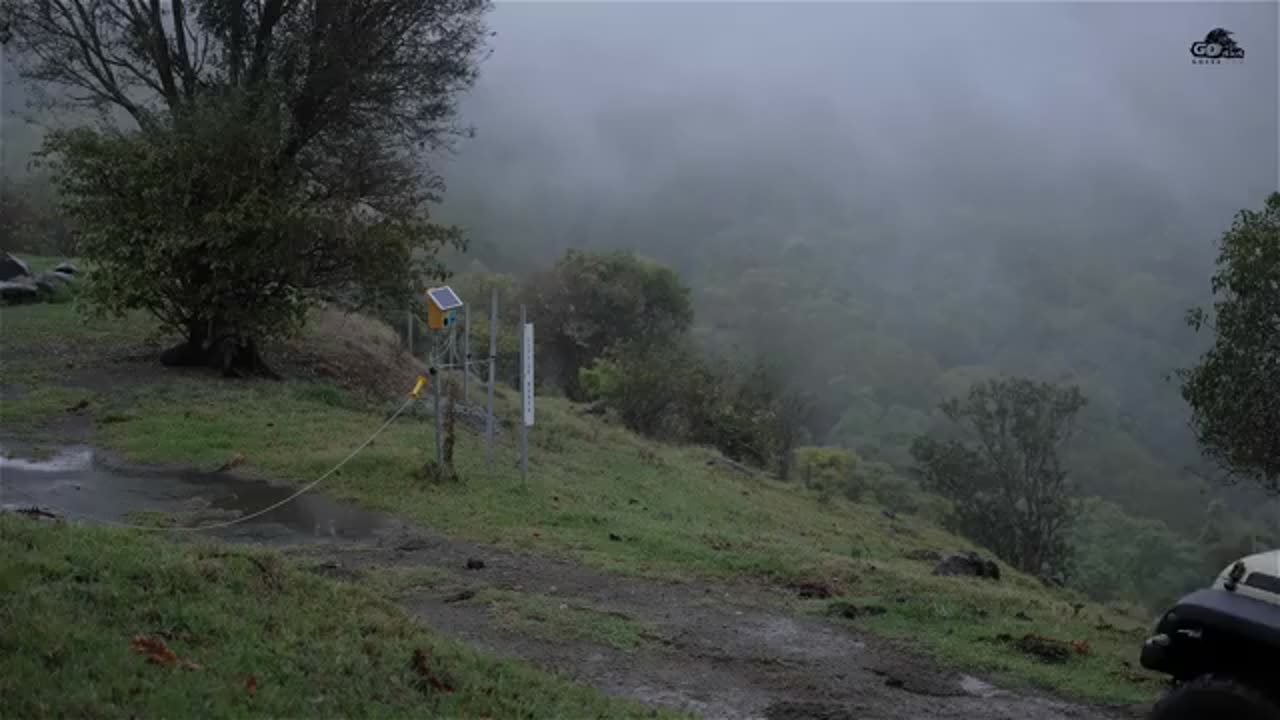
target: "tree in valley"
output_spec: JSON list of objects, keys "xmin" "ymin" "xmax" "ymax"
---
[
  {"xmin": 524, "ymin": 249, "xmax": 693, "ymax": 398},
  {"xmin": 2, "ymin": 0, "xmax": 492, "ymax": 373},
  {"xmin": 910, "ymin": 376, "xmax": 1086, "ymax": 579},
  {"xmin": 1180, "ymin": 192, "xmax": 1280, "ymax": 493}
]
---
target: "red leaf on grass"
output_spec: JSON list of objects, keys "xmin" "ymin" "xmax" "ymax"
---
[
  {"xmin": 131, "ymin": 635, "xmax": 201, "ymax": 670},
  {"xmin": 245, "ymin": 674, "xmax": 258, "ymax": 696}
]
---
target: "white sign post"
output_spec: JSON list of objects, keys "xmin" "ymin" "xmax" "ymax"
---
[
  {"xmin": 522, "ymin": 323, "xmax": 535, "ymax": 427},
  {"xmin": 519, "ymin": 306, "xmax": 533, "ymax": 483}
]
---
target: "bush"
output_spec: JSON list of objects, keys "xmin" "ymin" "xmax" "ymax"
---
[
  {"xmin": 795, "ymin": 447, "xmax": 863, "ymax": 500},
  {"xmin": 525, "ymin": 250, "xmax": 693, "ymax": 399}
]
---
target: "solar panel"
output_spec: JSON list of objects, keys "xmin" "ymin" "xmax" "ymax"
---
[{"xmin": 428, "ymin": 286, "xmax": 463, "ymax": 310}]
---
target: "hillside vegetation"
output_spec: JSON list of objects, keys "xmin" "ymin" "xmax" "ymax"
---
[{"xmin": 2, "ymin": 285, "xmax": 1165, "ymax": 707}]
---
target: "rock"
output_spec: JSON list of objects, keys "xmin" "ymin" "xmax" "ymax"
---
[
  {"xmin": 53, "ymin": 261, "xmax": 78, "ymax": 275},
  {"xmin": 0, "ymin": 253, "xmax": 30, "ymax": 281},
  {"xmin": 0, "ymin": 280, "xmax": 39, "ymax": 305},
  {"xmin": 465, "ymin": 558, "xmax": 485, "ymax": 570},
  {"xmin": 827, "ymin": 601, "xmax": 887, "ymax": 620},
  {"xmin": 443, "ymin": 589, "xmax": 476, "ymax": 604},
  {"xmin": 933, "ymin": 551, "xmax": 1001, "ymax": 581},
  {"xmin": 396, "ymin": 537, "xmax": 430, "ymax": 552},
  {"xmin": 789, "ymin": 581, "xmax": 834, "ymax": 599},
  {"xmin": 1012, "ymin": 633, "xmax": 1072, "ymax": 664}
]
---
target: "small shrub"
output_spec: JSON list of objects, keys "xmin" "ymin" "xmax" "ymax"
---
[{"xmin": 794, "ymin": 447, "xmax": 863, "ymax": 501}]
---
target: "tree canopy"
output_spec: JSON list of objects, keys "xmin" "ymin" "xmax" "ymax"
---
[
  {"xmin": 3, "ymin": 0, "xmax": 492, "ymax": 372},
  {"xmin": 911, "ymin": 377, "xmax": 1086, "ymax": 580},
  {"xmin": 524, "ymin": 249, "xmax": 693, "ymax": 398},
  {"xmin": 1180, "ymin": 192, "xmax": 1280, "ymax": 493}
]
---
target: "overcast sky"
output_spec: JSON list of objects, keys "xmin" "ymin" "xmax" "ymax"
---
[{"xmin": 439, "ymin": 1, "xmax": 1278, "ymax": 253}]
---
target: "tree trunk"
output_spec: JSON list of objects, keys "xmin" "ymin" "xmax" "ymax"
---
[
  {"xmin": 160, "ymin": 318, "xmax": 210, "ymax": 367},
  {"xmin": 159, "ymin": 317, "xmax": 276, "ymax": 378}
]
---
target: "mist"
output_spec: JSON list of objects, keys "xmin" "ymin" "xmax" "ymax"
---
[{"xmin": 431, "ymin": 1, "xmax": 1279, "ymax": 533}]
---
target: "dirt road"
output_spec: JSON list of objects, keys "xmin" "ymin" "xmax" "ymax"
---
[
  {"xmin": 301, "ymin": 523, "xmax": 1131, "ymax": 720},
  {"xmin": 3, "ymin": 446, "xmax": 1135, "ymax": 720}
]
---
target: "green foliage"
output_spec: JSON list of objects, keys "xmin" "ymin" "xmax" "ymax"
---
[
  {"xmin": 12, "ymin": 0, "xmax": 491, "ymax": 367},
  {"xmin": 1070, "ymin": 498, "xmax": 1211, "ymax": 609},
  {"xmin": 45, "ymin": 98, "xmax": 456, "ymax": 367},
  {"xmin": 526, "ymin": 250, "xmax": 693, "ymax": 398},
  {"xmin": 581, "ymin": 343, "xmax": 807, "ymax": 472},
  {"xmin": 795, "ymin": 447, "xmax": 863, "ymax": 500},
  {"xmin": 0, "ymin": 175, "xmax": 74, "ymax": 255},
  {"xmin": 1180, "ymin": 192, "xmax": 1280, "ymax": 493},
  {"xmin": 911, "ymin": 377, "xmax": 1086, "ymax": 580}
]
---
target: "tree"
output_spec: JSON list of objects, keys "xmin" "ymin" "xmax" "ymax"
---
[
  {"xmin": 910, "ymin": 377, "xmax": 1086, "ymax": 579},
  {"xmin": 524, "ymin": 249, "xmax": 693, "ymax": 398},
  {"xmin": 1180, "ymin": 193, "xmax": 1280, "ymax": 493},
  {"xmin": 3, "ymin": 0, "xmax": 491, "ymax": 373}
]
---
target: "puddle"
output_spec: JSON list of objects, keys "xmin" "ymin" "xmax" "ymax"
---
[
  {"xmin": 0, "ymin": 445, "xmax": 390, "ymax": 544},
  {"xmin": 958, "ymin": 675, "xmax": 1004, "ymax": 698}
]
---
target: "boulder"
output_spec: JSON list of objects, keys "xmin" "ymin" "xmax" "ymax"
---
[
  {"xmin": 0, "ymin": 280, "xmax": 39, "ymax": 304},
  {"xmin": 933, "ymin": 551, "xmax": 1001, "ymax": 581},
  {"xmin": 0, "ymin": 253, "xmax": 31, "ymax": 281}
]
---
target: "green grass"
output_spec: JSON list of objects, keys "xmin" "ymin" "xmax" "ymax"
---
[
  {"xmin": 0, "ymin": 302, "xmax": 159, "ymax": 352},
  {"xmin": 0, "ymin": 515, "xmax": 682, "ymax": 719},
  {"xmin": 477, "ymin": 589, "xmax": 656, "ymax": 653},
  {"xmin": 0, "ymin": 301, "xmax": 1166, "ymax": 706},
  {"xmin": 0, "ymin": 385, "xmax": 97, "ymax": 435},
  {"xmin": 816, "ymin": 571, "xmax": 1156, "ymax": 705}
]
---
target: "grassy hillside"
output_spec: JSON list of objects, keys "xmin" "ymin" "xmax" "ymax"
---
[
  {"xmin": 0, "ymin": 289, "xmax": 1165, "ymax": 708},
  {"xmin": 0, "ymin": 515, "xmax": 675, "ymax": 719}
]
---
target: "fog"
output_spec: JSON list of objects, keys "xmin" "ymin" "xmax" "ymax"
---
[
  {"xmin": 3, "ymin": 1, "xmax": 1278, "ymax": 534},
  {"xmin": 430, "ymin": 1, "xmax": 1279, "ymax": 532},
  {"xmin": 440, "ymin": 2, "xmax": 1277, "ymax": 263}
]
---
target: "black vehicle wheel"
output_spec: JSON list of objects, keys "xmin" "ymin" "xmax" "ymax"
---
[{"xmin": 1149, "ymin": 674, "xmax": 1280, "ymax": 720}]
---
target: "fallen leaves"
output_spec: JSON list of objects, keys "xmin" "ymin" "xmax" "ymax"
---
[
  {"xmin": 992, "ymin": 633, "xmax": 1091, "ymax": 664},
  {"xmin": 411, "ymin": 648, "xmax": 455, "ymax": 695},
  {"xmin": 130, "ymin": 635, "xmax": 202, "ymax": 670}
]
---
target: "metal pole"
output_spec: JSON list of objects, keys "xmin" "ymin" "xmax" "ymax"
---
[
  {"xmin": 431, "ymin": 333, "xmax": 443, "ymax": 466},
  {"xmin": 463, "ymin": 303, "xmax": 471, "ymax": 404},
  {"xmin": 520, "ymin": 304, "xmax": 528, "ymax": 483},
  {"xmin": 486, "ymin": 288, "xmax": 496, "ymax": 469}
]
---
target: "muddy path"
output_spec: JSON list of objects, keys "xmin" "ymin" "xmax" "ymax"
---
[
  {"xmin": 1, "ymin": 445, "xmax": 1133, "ymax": 720},
  {"xmin": 304, "ymin": 525, "xmax": 1127, "ymax": 720}
]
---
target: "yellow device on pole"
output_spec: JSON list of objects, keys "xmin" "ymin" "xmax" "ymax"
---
[{"xmin": 425, "ymin": 286, "xmax": 464, "ymax": 330}]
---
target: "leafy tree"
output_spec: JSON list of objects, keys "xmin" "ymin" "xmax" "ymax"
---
[
  {"xmin": 910, "ymin": 377, "xmax": 1086, "ymax": 579},
  {"xmin": 4, "ymin": 0, "xmax": 491, "ymax": 373},
  {"xmin": 1070, "ymin": 498, "xmax": 1210, "ymax": 609},
  {"xmin": 524, "ymin": 249, "xmax": 693, "ymax": 398},
  {"xmin": 1180, "ymin": 192, "xmax": 1280, "ymax": 493}
]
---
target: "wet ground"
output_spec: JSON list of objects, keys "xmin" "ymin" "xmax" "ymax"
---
[
  {"xmin": 0, "ymin": 444, "xmax": 389, "ymax": 544},
  {"xmin": 0, "ymin": 444, "xmax": 1133, "ymax": 720}
]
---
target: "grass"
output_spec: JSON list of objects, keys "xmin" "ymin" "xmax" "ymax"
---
[
  {"xmin": 0, "ymin": 301, "xmax": 1166, "ymax": 707},
  {"xmin": 477, "ymin": 589, "xmax": 657, "ymax": 653},
  {"xmin": 0, "ymin": 515, "xmax": 682, "ymax": 720},
  {"xmin": 0, "ymin": 385, "xmax": 97, "ymax": 435}
]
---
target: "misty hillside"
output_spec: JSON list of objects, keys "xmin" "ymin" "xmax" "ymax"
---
[{"xmin": 433, "ymin": 2, "xmax": 1280, "ymax": 535}]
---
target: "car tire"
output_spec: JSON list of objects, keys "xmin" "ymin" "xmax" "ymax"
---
[{"xmin": 1149, "ymin": 674, "xmax": 1280, "ymax": 720}]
